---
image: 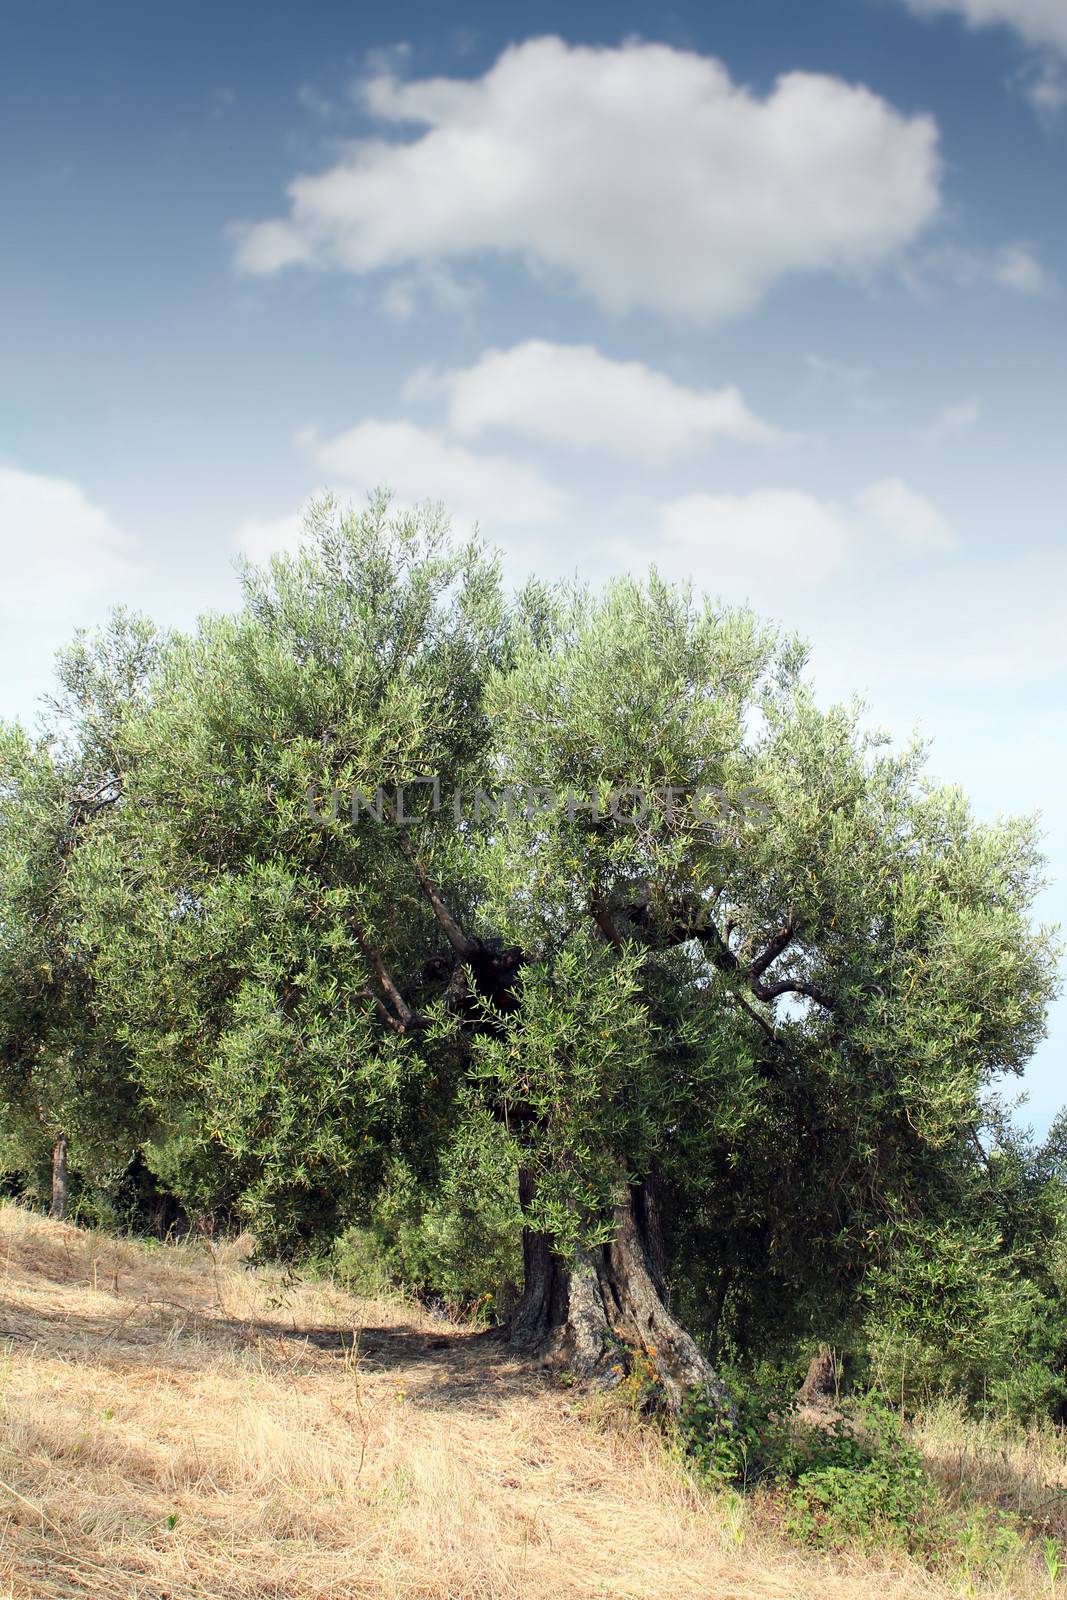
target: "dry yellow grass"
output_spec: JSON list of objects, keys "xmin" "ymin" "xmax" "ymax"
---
[
  {"xmin": 912, "ymin": 1401, "xmax": 1067, "ymax": 1545},
  {"xmin": 0, "ymin": 1202, "xmax": 1061, "ymax": 1600}
]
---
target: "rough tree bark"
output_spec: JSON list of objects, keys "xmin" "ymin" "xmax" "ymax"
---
[
  {"xmin": 49, "ymin": 1135, "xmax": 69, "ymax": 1221},
  {"xmin": 799, "ymin": 1342, "xmax": 837, "ymax": 1407},
  {"xmin": 508, "ymin": 1169, "xmax": 732, "ymax": 1415}
]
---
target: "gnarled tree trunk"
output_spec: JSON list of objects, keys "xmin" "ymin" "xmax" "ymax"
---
[
  {"xmin": 49, "ymin": 1135, "xmax": 69, "ymax": 1221},
  {"xmin": 799, "ymin": 1342, "xmax": 837, "ymax": 1407},
  {"xmin": 509, "ymin": 1169, "xmax": 732, "ymax": 1415}
]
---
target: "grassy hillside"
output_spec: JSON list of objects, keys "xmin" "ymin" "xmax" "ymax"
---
[{"xmin": 1, "ymin": 1204, "xmax": 1065, "ymax": 1600}]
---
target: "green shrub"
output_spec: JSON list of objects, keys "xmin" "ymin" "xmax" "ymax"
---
[
  {"xmin": 782, "ymin": 1403, "xmax": 938, "ymax": 1552},
  {"xmin": 678, "ymin": 1369, "xmax": 798, "ymax": 1486},
  {"xmin": 679, "ymin": 1376, "xmax": 945, "ymax": 1555},
  {"xmin": 329, "ymin": 1112, "xmax": 522, "ymax": 1317}
]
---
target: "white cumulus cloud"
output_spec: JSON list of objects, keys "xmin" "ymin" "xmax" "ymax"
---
[
  {"xmin": 233, "ymin": 36, "xmax": 942, "ymax": 322},
  {"xmin": 411, "ymin": 340, "xmax": 786, "ymax": 461}
]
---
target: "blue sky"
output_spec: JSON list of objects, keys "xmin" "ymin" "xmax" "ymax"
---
[{"xmin": 2, "ymin": 0, "xmax": 1065, "ymax": 1125}]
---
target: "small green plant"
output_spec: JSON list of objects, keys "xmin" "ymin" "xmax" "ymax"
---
[
  {"xmin": 783, "ymin": 1401, "xmax": 937, "ymax": 1551},
  {"xmin": 949, "ymin": 1505, "xmax": 1027, "ymax": 1586},
  {"xmin": 784, "ymin": 1456, "xmax": 934, "ymax": 1551},
  {"xmin": 677, "ymin": 1370, "xmax": 796, "ymax": 1487}
]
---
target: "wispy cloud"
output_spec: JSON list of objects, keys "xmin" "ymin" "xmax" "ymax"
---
[
  {"xmin": 803, "ymin": 353, "xmax": 887, "ymax": 413},
  {"xmin": 302, "ymin": 419, "xmax": 566, "ymax": 530},
  {"xmin": 898, "ymin": 0, "xmax": 1067, "ymax": 58},
  {"xmin": 0, "ymin": 464, "xmax": 137, "ymax": 708},
  {"xmin": 905, "ymin": 239, "xmax": 1055, "ymax": 297},
  {"xmin": 993, "ymin": 241, "xmax": 1055, "ymax": 294},
  {"xmin": 897, "ymin": 1, "xmax": 1067, "ymax": 123},
  {"xmin": 296, "ymin": 83, "xmax": 337, "ymax": 121},
  {"xmin": 922, "ymin": 395, "xmax": 981, "ymax": 443},
  {"xmin": 1011, "ymin": 56, "xmax": 1067, "ymax": 119},
  {"xmin": 650, "ymin": 478, "xmax": 955, "ymax": 589}
]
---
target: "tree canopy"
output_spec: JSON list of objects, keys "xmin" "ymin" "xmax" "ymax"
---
[{"xmin": 0, "ymin": 496, "xmax": 1059, "ymax": 1408}]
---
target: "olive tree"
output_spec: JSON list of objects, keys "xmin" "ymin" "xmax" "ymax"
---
[
  {"xmin": 65, "ymin": 497, "xmax": 1059, "ymax": 1409},
  {"xmin": 0, "ymin": 613, "xmax": 159, "ymax": 1215}
]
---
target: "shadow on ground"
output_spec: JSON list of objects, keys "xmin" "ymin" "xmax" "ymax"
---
[{"xmin": 0, "ymin": 1293, "xmax": 546, "ymax": 1413}]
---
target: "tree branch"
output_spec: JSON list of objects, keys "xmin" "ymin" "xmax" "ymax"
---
[
  {"xmin": 590, "ymin": 896, "xmax": 625, "ymax": 950},
  {"xmin": 746, "ymin": 922, "xmax": 795, "ymax": 984},
  {"xmin": 617, "ymin": 895, "xmax": 836, "ymax": 1013},
  {"xmin": 382, "ymin": 800, "xmax": 478, "ymax": 959},
  {"xmin": 749, "ymin": 975, "xmax": 835, "ymax": 1011},
  {"xmin": 351, "ymin": 924, "xmax": 423, "ymax": 1034}
]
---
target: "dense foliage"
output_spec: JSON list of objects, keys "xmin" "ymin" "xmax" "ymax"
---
[{"xmin": 0, "ymin": 495, "xmax": 1062, "ymax": 1420}]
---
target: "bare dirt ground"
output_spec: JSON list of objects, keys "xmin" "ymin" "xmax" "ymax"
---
[{"xmin": 0, "ymin": 1204, "xmax": 1043, "ymax": 1599}]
